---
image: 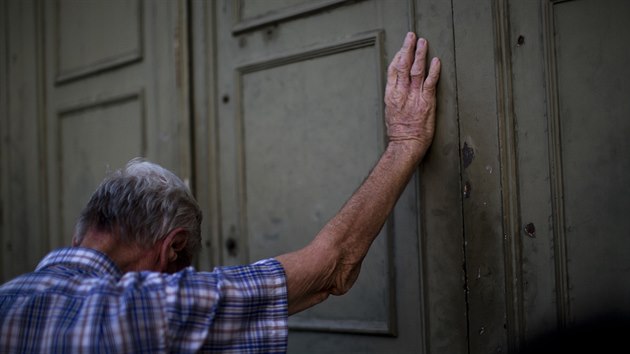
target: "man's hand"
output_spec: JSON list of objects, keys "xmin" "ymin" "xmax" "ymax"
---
[{"xmin": 385, "ymin": 32, "xmax": 441, "ymax": 154}]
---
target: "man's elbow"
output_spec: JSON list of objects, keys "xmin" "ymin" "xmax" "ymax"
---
[{"xmin": 327, "ymin": 260, "xmax": 362, "ymax": 296}]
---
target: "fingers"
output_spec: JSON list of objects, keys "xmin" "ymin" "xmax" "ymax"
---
[
  {"xmin": 410, "ymin": 38, "xmax": 427, "ymax": 89},
  {"xmin": 386, "ymin": 32, "xmax": 416, "ymax": 93},
  {"xmin": 398, "ymin": 32, "xmax": 416, "ymax": 71},
  {"xmin": 423, "ymin": 57, "xmax": 441, "ymax": 94},
  {"xmin": 385, "ymin": 33, "xmax": 441, "ymax": 107}
]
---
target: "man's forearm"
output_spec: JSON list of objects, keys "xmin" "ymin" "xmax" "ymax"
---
[
  {"xmin": 316, "ymin": 141, "xmax": 425, "ymax": 291},
  {"xmin": 276, "ymin": 141, "xmax": 425, "ymax": 315}
]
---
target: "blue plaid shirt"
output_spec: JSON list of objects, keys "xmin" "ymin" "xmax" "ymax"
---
[{"xmin": 0, "ymin": 247, "xmax": 288, "ymax": 353}]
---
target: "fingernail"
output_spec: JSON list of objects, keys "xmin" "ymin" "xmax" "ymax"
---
[{"xmin": 405, "ymin": 33, "xmax": 415, "ymax": 45}]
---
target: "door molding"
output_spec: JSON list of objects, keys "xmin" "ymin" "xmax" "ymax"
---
[
  {"xmin": 233, "ymin": 30, "xmax": 396, "ymax": 335},
  {"xmin": 53, "ymin": 0, "xmax": 144, "ymax": 84},
  {"xmin": 542, "ymin": 0, "xmax": 570, "ymax": 329},
  {"xmin": 232, "ymin": 0, "xmax": 350, "ymax": 34},
  {"xmin": 493, "ymin": 0, "xmax": 524, "ymax": 351}
]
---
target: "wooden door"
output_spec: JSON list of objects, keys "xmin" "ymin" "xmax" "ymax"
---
[
  {"xmin": 454, "ymin": 0, "xmax": 630, "ymax": 352},
  {"xmin": 509, "ymin": 0, "xmax": 630, "ymax": 345},
  {"xmin": 42, "ymin": 0, "xmax": 191, "ymax": 249},
  {"xmin": 191, "ymin": 0, "xmax": 467, "ymax": 353}
]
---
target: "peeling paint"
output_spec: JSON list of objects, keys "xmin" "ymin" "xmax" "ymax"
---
[
  {"xmin": 462, "ymin": 142, "xmax": 475, "ymax": 168},
  {"xmin": 524, "ymin": 222, "xmax": 536, "ymax": 238},
  {"xmin": 464, "ymin": 181, "xmax": 472, "ymax": 198}
]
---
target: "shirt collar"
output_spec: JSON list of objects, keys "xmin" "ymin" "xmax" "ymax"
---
[{"xmin": 35, "ymin": 247, "xmax": 123, "ymax": 278}]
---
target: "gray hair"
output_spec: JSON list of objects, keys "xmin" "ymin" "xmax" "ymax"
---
[{"xmin": 73, "ymin": 158, "xmax": 202, "ymax": 262}]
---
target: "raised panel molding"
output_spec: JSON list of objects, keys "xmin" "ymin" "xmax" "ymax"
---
[
  {"xmin": 54, "ymin": 0, "xmax": 143, "ymax": 84},
  {"xmin": 493, "ymin": 0, "xmax": 524, "ymax": 351},
  {"xmin": 233, "ymin": 31, "xmax": 395, "ymax": 335},
  {"xmin": 235, "ymin": 31, "xmax": 384, "ymax": 74},
  {"xmin": 542, "ymin": 0, "xmax": 570, "ymax": 328},
  {"xmin": 232, "ymin": 0, "xmax": 350, "ymax": 34}
]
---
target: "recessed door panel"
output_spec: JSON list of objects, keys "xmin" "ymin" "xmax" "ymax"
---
[
  {"xmin": 553, "ymin": 0, "xmax": 630, "ymax": 319},
  {"xmin": 239, "ymin": 38, "xmax": 392, "ymax": 333}
]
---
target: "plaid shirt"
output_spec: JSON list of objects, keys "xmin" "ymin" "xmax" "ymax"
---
[{"xmin": 0, "ymin": 247, "xmax": 288, "ymax": 353}]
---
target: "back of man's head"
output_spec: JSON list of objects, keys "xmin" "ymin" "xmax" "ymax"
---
[{"xmin": 73, "ymin": 158, "xmax": 202, "ymax": 264}]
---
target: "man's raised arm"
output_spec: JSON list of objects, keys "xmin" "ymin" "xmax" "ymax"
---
[{"xmin": 275, "ymin": 32, "xmax": 441, "ymax": 315}]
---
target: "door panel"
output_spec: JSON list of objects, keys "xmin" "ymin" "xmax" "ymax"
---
[
  {"xmin": 43, "ymin": 0, "xmax": 190, "ymax": 248},
  {"xmin": 239, "ymin": 36, "xmax": 392, "ymax": 333},
  {"xmin": 451, "ymin": 0, "xmax": 509, "ymax": 351},
  {"xmin": 55, "ymin": 0, "xmax": 141, "ymax": 83},
  {"xmin": 552, "ymin": 0, "xmax": 630, "ymax": 320},
  {"xmin": 412, "ymin": 0, "xmax": 469, "ymax": 352}
]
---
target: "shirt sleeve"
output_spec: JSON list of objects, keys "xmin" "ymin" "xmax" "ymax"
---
[{"xmin": 163, "ymin": 258, "xmax": 288, "ymax": 354}]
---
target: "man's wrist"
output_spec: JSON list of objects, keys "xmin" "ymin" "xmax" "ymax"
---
[{"xmin": 386, "ymin": 139, "xmax": 429, "ymax": 163}]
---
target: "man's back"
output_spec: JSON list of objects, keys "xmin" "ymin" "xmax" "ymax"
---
[{"xmin": 0, "ymin": 247, "xmax": 288, "ymax": 353}]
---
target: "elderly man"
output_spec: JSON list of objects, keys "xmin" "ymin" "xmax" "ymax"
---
[{"xmin": 0, "ymin": 32, "xmax": 440, "ymax": 353}]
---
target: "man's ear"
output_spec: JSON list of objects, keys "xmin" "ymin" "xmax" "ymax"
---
[{"xmin": 159, "ymin": 228, "xmax": 189, "ymax": 273}]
